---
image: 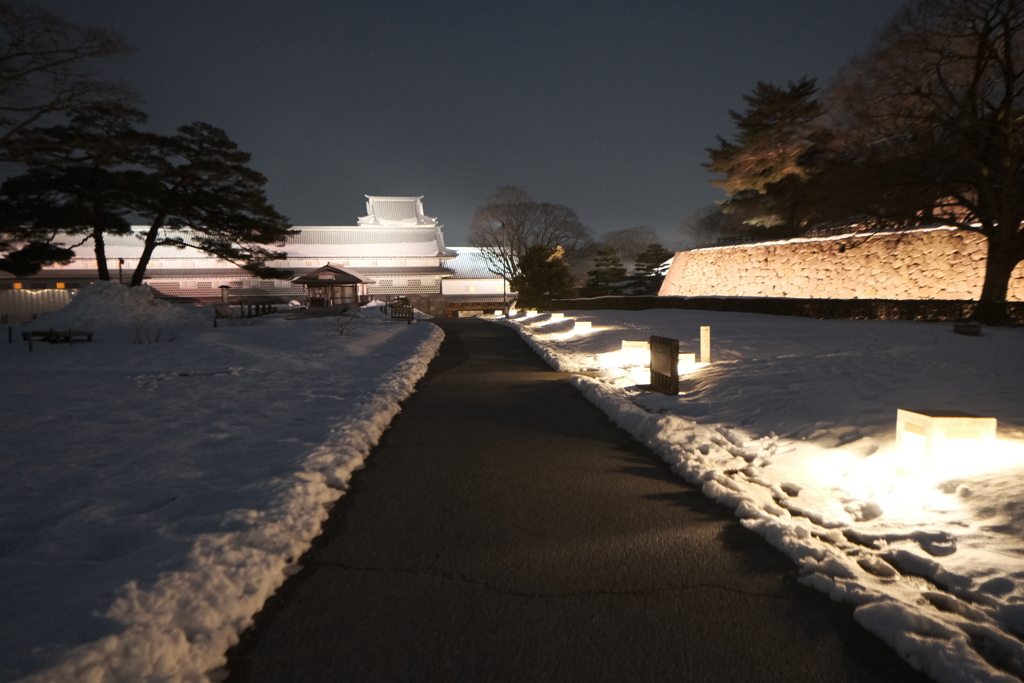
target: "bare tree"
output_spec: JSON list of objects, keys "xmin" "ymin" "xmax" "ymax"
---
[
  {"xmin": 0, "ymin": 1, "xmax": 133, "ymax": 152},
  {"xmin": 827, "ymin": 0, "xmax": 1024, "ymax": 322},
  {"xmin": 468, "ymin": 185, "xmax": 591, "ymax": 282},
  {"xmin": 599, "ymin": 225, "xmax": 659, "ymax": 268}
]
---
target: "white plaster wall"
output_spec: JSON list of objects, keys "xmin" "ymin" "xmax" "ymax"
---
[{"xmin": 659, "ymin": 227, "xmax": 1024, "ymax": 301}]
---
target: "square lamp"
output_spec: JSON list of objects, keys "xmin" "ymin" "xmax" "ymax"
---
[
  {"xmin": 622, "ymin": 340, "xmax": 648, "ymax": 365},
  {"xmin": 574, "ymin": 321, "xmax": 591, "ymax": 331},
  {"xmin": 896, "ymin": 409, "xmax": 997, "ymax": 476},
  {"xmin": 550, "ymin": 312, "xmax": 564, "ymax": 321}
]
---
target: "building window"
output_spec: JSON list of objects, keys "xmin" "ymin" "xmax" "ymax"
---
[
  {"xmin": 13, "ymin": 282, "xmax": 22, "ymax": 289},
  {"xmin": 56, "ymin": 282, "xmax": 65, "ymax": 289}
]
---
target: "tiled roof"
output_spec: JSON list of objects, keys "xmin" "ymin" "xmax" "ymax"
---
[
  {"xmin": 356, "ymin": 266, "xmax": 453, "ymax": 276},
  {"xmin": 292, "ymin": 264, "xmax": 373, "ymax": 285},
  {"xmin": 358, "ymin": 196, "xmax": 438, "ymax": 226},
  {"xmin": 288, "ymin": 228, "xmax": 439, "ymax": 245},
  {"xmin": 444, "ymin": 295, "xmax": 515, "ymax": 303},
  {"xmin": 445, "ymin": 247, "xmax": 503, "ymax": 279}
]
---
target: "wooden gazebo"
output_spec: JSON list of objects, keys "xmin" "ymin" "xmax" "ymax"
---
[{"xmin": 292, "ymin": 263, "xmax": 375, "ymax": 309}]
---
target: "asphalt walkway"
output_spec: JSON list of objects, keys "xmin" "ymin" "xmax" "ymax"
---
[{"xmin": 226, "ymin": 318, "xmax": 929, "ymax": 683}]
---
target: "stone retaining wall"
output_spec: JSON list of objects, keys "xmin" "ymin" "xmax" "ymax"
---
[{"xmin": 659, "ymin": 227, "xmax": 1024, "ymax": 301}]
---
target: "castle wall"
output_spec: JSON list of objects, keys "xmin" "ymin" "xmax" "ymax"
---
[{"xmin": 659, "ymin": 227, "xmax": 1024, "ymax": 301}]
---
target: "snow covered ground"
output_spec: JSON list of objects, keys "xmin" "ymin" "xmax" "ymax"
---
[
  {"xmin": 500, "ymin": 308, "xmax": 1024, "ymax": 683},
  {"xmin": 1, "ymin": 284, "xmax": 442, "ymax": 683}
]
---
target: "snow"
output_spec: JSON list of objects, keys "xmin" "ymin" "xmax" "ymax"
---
[
  {"xmin": 499, "ymin": 308, "xmax": 1024, "ymax": 683},
  {"xmin": 1, "ymin": 284, "xmax": 443, "ymax": 683}
]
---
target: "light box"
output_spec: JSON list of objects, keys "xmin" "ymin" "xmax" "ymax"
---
[
  {"xmin": 896, "ymin": 409, "xmax": 997, "ymax": 476},
  {"xmin": 574, "ymin": 321, "xmax": 591, "ymax": 330},
  {"xmin": 550, "ymin": 312, "xmax": 565, "ymax": 321}
]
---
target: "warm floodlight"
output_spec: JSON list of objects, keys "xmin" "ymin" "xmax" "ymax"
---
[
  {"xmin": 526, "ymin": 309, "xmax": 537, "ymax": 316},
  {"xmin": 621, "ymin": 340, "xmax": 649, "ymax": 366},
  {"xmin": 574, "ymin": 320, "xmax": 592, "ymax": 331},
  {"xmin": 896, "ymin": 409, "xmax": 997, "ymax": 477},
  {"xmin": 550, "ymin": 312, "xmax": 565, "ymax": 321},
  {"xmin": 678, "ymin": 352, "xmax": 695, "ymax": 363}
]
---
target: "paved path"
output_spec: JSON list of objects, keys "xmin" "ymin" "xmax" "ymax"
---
[{"xmin": 226, "ymin": 318, "xmax": 929, "ymax": 683}]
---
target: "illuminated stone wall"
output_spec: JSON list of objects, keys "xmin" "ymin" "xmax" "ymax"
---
[{"xmin": 659, "ymin": 227, "xmax": 1024, "ymax": 301}]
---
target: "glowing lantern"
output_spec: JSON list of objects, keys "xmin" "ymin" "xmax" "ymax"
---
[
  {"xmin": 621, "ymin": 340, "xmax": 648, "ymax": 365},
  {"xmin": 896, "ymin": 409, "xmax": 997, "ymax": 477}
]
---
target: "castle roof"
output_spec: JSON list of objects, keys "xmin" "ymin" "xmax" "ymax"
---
[{"xmin": 357, "ymin": 196, "xmax": 438, "ymax": 227}]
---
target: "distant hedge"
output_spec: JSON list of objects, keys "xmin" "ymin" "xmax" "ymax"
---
[{"xmin": 548, "ymin": 295, "xmax": 1024, "ymax": 325}]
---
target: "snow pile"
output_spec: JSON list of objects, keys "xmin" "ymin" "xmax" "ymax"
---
[
  {"xmin": 29, "ymin": 282, "xmax": 211, "ymax": 331},
  {"xmin": 2, "ymin": 315, "xmax": 442, "ymax": 683},
  {"xmin": 502, "ymin": 309, "xmax": 1024, "ymax": 683}
]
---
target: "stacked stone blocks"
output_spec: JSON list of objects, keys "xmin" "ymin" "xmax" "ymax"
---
[{"xmin": 659, "ymin": 227, "xmax": 1024, "ymax": 301}]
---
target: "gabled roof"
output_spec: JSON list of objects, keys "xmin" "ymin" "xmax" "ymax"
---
[
  {"xmin": 357, "ymin": 196, "xmax": 438, "ymax": 227},
  {"xmin": 291, "ymin": 263, "xmax": 375, "ymax": 286}
]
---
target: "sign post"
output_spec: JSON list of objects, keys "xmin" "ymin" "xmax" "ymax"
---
[
  {"xmin": 649, "ymin": 336, "xmax": 679, "ymax": 395},
  {"xmin": 700, "ymin": 326, "xmax": 711, "ymax": 364}
]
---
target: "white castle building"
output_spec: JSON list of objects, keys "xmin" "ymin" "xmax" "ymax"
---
[{"xmin": 0, "ymin": 196, "xmax": 513, "ymax": 320}]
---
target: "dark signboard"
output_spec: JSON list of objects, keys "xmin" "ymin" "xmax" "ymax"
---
[{"xmin": 650, "ymin": 335, "xmax": 679, "ymax": 395}]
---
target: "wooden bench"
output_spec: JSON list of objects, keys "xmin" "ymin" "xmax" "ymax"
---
[{"xmin": 22, "ymin": 329, "xmax": 94, "ymax": 344}]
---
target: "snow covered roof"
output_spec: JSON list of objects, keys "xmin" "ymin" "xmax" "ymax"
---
[
  {"xmin": 357, "ymin": 196, "xmax": 438, "ymax": 227},
  {"xmin": 291, "ymin": 263, "xmax": 375, "ymax": 286},
  {"xmin": 446, "ymin": 247, "xmax": 503, "ymax": 279},
  {"xmin": 285, "ymin": 227, "xmax": 449, "ymax": 258}
]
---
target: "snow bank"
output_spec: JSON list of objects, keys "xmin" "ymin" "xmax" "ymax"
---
[
  {"xmin": 502, "ymin": 309, "xmax": 1024, "ymax": 683},
  {"xmin": 29, "ymin": 282, "xmax": 212, "ymax": 331},
  {"xmin": 3, "ymin": 301, "xmax": 442, "ymax": 682}
]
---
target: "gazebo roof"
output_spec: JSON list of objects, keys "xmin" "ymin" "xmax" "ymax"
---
[{"xmin": 291, "ymin": 263, "xmax": 375, "ymax": 286}]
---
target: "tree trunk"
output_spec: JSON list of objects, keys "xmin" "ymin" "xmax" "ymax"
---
[
  {"xmin": 92, "ymin": 226, "xmax": 110, "ymax": 280},
  {"xmin": 972, "ymin": 229, "xmax": 1022, "ymax": 325},
  {"xmin": 130, "ymin": 215, "xmax": 166, "ymax": 287}
]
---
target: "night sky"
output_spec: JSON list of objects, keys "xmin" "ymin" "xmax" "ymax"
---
[{"xmin": 38, "ymin": 1, "xmax": 901, "ymax": 246}]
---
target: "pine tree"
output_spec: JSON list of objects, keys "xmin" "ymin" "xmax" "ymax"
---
[
  {"xmin": 0, "ymin": 102, "xmax": 146, "ymax": 277},
  {"xmin": 1, "ymin": 111, "xmax": 295, "ymax": 283},
  {"xmin": 629, "ymin": 243, "xmax": 674, "ymax": 294},
  {"xmin": 705, "ymin": 78, "xmax": 823, "ymax": 235},
  {"xmin": 509, "ymin": 244, "xmax": 575, "ymax": 308},
  {"xmin": 584, "ymin": 246, "xmax": 627, "ymax": 296},
  {"xmin": 129, "ymin": 122, "xmax": 294, "ymax": 285}
]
